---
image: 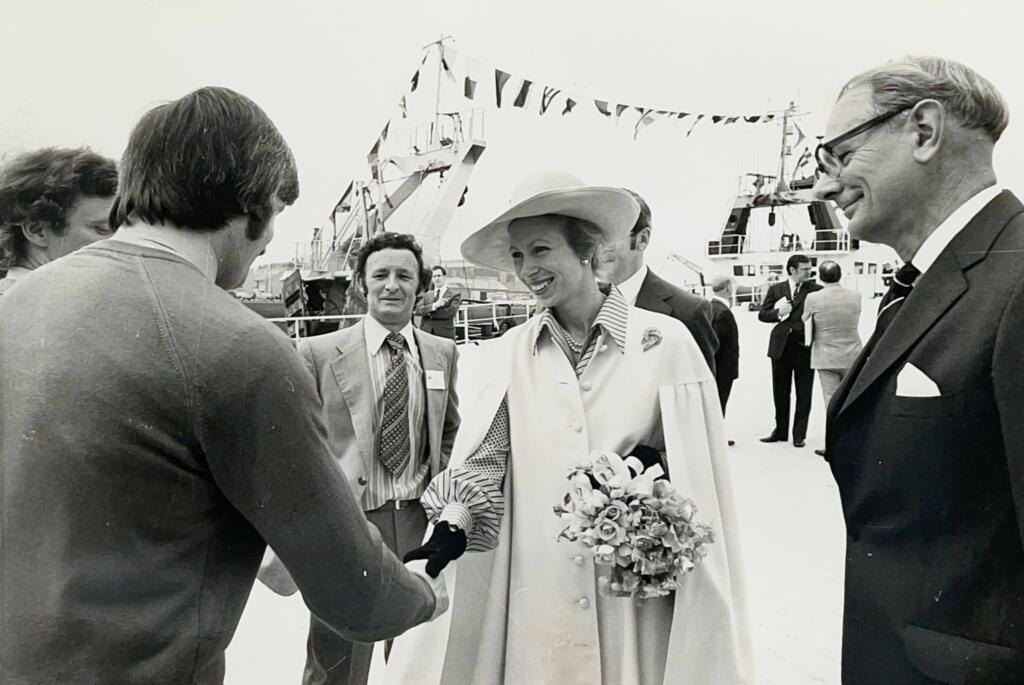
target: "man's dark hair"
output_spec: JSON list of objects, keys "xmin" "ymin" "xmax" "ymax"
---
[
  {"xmin": 622, "ymin": 188, "xmax": 651, "ymax": 249},
  {"xmin": 818, "ymin": 260, "xmax": 842, "ymax": 283},
  {"xmin": 110, "ymin": 87, "xmax": 299, "ymax": 238},
  {"xmin": 786, "ymin": 254, "xmax": 811, "ymax": 275},
  {"xmin": 0, "ymin": 147, "xmax": 118, "ymax": 269},
  {"xmin": 354, "ymin": 232, "xmax": 430, "ymax": 294},
  {"xmin": 432, "ymin": 264, "xmax": 447, "ymax": 276}
]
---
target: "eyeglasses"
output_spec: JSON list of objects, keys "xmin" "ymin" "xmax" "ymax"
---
[{"xmin": 815, "ymin": 107, "xmax": 910, "ymax": 179}]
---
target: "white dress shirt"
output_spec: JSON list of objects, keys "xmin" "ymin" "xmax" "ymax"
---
[
  {"xmin": 615, "ymin": 264, "xmax": 649, "ymax": 306},
  {"xmin": 912, "ymin": 185, "xmax": 1002, "ymax": 275},
  {"xmin": 362, "ymin": 315, "xmax": 428, "ymax": 509}
]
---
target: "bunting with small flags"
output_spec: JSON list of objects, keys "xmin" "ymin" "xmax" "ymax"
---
[{"xmin": 397, "ymin": 42, "xmax": 784, "ymax": 142}]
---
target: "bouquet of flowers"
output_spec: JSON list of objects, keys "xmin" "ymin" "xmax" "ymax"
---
[{"xmin": 553, "ymin": 449, "xmax": 715, "ymax": 600}]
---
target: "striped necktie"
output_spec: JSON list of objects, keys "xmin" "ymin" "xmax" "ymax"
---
[
  {"xmin": 874, "ymin": 262, "xmax": 920, "ymax": 339},
  {"xmin": 379, "ymin": 332, "xmax": 410, "ymax": 476}
]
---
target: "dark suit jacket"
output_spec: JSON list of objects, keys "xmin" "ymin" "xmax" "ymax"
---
[
  {"xmin": 415, "ymin": 288, "xmax": 462, "ymax": 340},
  {"xmin": 757, "ymin": 279, "xmax": 823, "ymax": 359},
  {"xmin": 826, "ymin": 190, "xmax": 1024, "ymax": 684},
  {"xmin": 710, "ymin": 298, "xmax": 739, "ymax": 382},
  {"xmin": 634, "ymin": 269, "xmax": 719, "ymax": 374}
]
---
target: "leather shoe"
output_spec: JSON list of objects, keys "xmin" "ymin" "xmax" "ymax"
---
[
  {"xmin": 759, "ymin": 433, "xmax": 786, "ymax": 443},
  {"xmin": 814, "ymin": 449, "xmax": 827, "ymax": 457},
  {"xmin": 793, "ymin": 439, "xmax": 806, "ymax": 448}
]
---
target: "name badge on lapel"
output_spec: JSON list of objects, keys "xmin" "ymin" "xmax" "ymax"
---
[{"xmin": 425, "ymin": 370, "xmax": 446, "ymax": 390}]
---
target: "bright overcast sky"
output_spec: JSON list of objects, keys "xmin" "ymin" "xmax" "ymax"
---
[{"xmin": 4, "ymin": 0, "xmax": 1023, "ymax": 272}]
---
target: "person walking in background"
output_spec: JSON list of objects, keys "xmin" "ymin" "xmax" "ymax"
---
[
  {"xmin": 415, "ymin": 264, "xmax": 462, "ymax": 341},
  {"xmin": 709, "ymin": 274, "xmax": 739, "ymax": 446},
  {"xmin": 0, "ymin": 147, "xmax": 117, "ymax": 294},
  {"xmin": 801, "ymin": 260, "xmax": 862, "ymax": 457},
  {"xmin": 758, "ymin": 254, "xmax": 822, "ymax": 448}
]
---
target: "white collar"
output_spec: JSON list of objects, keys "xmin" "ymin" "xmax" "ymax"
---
[
  {"xmin": 912, "ymin": 185, "xmax": 1001, "ymax": 275},
  {"xmin": 615, "ymin": 264, "xmax": 649, "ymax": 306},
  {"xmin": 3, "ymin": 265, "xmax": 34, "ymax": 282},
  {"xmin": 110, "ymin": 223, "xmax": 219, "ymax": 283},
  {"xmin": 788, "ymin": 278, "xmax": 803, "ymax": 293},
  {"xmin": 363, "ymin": 314, "xmax": 419, "ymax": 359}
]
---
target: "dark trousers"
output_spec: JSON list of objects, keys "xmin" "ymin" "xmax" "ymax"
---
[
  {"xmin": 770, "ymin": 336, "xmax": 815, "ymax": 441},
  {"xmin": 716, "ymin": 377, "xmax": 734, "ymax": 415},
  {"xmin": 302, "ymin": 500, "xmax": 427, "ymax": 685}
]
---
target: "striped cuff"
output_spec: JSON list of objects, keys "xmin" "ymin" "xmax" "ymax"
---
[{"xmin": 439, "ymin": 502, "xmax": 474, "ymax": 535}]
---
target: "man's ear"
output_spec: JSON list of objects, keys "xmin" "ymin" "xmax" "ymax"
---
[
  {"xmin": 909, "ymin": 99, "xmax": 944, "ymax": 163},
  {"xmin": 633, "ymin": 226, "xmax": 652, "ymax": 252}
]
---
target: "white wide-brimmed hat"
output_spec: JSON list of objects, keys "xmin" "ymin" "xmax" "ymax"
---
[{"xmin": 460, "ymin": 171, "xmax": 640, "ymax": 272}]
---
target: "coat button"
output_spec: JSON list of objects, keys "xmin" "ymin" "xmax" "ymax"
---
[
  {"xmin": 571, "ymin": 423, "xmax": 583, "ymax": 433},
  {"xmin": 357, "ymin": 477, "xmax": 368, "ymax": 486},
  {"xmin": 577, "ymin": 597, "xmax": 590, "ymax": 609},
  {"xmin": 580, "ymin": 381, "xmax": 592, "ymax": 391},
  {"xmin": 572, "ymin": 555, "xmax": 585, "ymax": 565}
]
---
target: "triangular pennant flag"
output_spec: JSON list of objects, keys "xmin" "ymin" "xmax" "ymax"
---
[
  {"xmin": 793, "ymin": 121, "xmax": 807, "ymax": 147},
  {"xmin": 410, "ymin": 70, "xmax": 420, "ymax": 92},
  {"xmin": 495, "ymin": 69, "xmax": 511, "ymax": 107},
  {"xmin": 421, "ymin": 51, "xmax": 429, "ymax": 65},
  {"xmin": 764, "ymin": 114, "xmax": 776, "ymax": 122},
  {"xmin": 380, "ymin": 121, "xmax": 390, "ymax": 141},
  {"xmin": 677, "ymin": 112, "xmax": 690, "ymax": 120},
  {"xmin": 539, "ymin": 86, "xmax": 561, "ymax": 114},
  {"xmin": 686, "ymin": 114, "xmax": 705, "ymax": 137},
  {"xmin": 464, "ymin": 76, "xmax": 477, "ymax": 100},
  {"xmin": 615, "ymin": 104, "xmax": 629, "ymax": 119},
  {"xmin": 633, "ymin": 108, "xmax": 657, "ymax": 140},
  {"xmin": 595, "ymin": 100, "xmax": 612, "ymax": 117},
  {"xmin": 440, "ymin": 45, "xmax": 457, "ymax": 84},
  {"xmin": 513, "ymin": 79, "xmax": 533, "ymax": 108},
  {"xmin": 744, "ymin": 115, "xmax": 762, "ymax": 123},
  {"xmin": 562, "ymin": 98, "xmax": 577, "ymax": 115},
  {"xmin": 399, "ymin": 95, "xmax": 407, "ymax": 119},
  {"xmin": 724, "ymin": 116, "xmax": 740, "ymax": 125},
  {"xmin": 711, "ymin": 115, "xmax": 725, "ymax": 124}
]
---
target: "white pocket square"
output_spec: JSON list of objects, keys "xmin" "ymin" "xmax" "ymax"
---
[{"xmin": 896, "ymin": 362, "xmax": 941, "ymax": 398}]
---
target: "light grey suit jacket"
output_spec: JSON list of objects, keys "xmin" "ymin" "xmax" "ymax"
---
[
  {"xmin": 297, "ymin": 319, "xmax": 460, "ymax": 503},
  {"xmin": 802, "ymin": 283, "xmax": 863, "ymax": 370}
]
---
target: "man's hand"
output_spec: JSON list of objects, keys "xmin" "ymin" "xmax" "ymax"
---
[
  {"xmin": 404, "ymin": 559, "xmax": 450, "ymax": 620},
  {"xmin": 403, "ymin": 523, "xmax": 467, "ymax": 578},
  {"xmin": 776, "ymin": 298, "xmax": 793, "ymax": 319}
]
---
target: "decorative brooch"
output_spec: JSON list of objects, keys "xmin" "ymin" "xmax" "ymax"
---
[{"xmin": 641, "ymin": 327, "xmax": 662, "ymax": 352}]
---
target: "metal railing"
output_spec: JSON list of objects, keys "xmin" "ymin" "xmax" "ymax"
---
[
  {"xmin": 707, "ymin": 229, "xmax": 852, "ymax": 256},
  {"xmin": 266, "ymin": 299, "xmax": 538, "ymax": 345}
]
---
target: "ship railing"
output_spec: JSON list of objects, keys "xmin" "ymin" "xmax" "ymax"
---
[
  {"xmin": 707, "ymin": 229, "xmax": 852, "ymax": 256},
  {"xmin": 455, "ymin": 299, "xmax": 537, "ymax": 344},
  {"xmin": 266, "ymin": 298, "xmax": 537, "ymax": 346}
]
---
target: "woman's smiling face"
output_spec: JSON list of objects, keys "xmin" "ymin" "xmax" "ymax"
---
[{"xmin": 508, "ymin": 215, "xmax": 593, "ymax": 309}]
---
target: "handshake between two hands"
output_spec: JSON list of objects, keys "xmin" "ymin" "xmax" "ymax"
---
[{"xmin": 402, "ymin": 444, "xmax": 665, "ymax": 580}]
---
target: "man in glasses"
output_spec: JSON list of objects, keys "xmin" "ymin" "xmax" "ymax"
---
[{"xmin": 814, "ymin": 56, "xmax": 1024, "ymax": 684}]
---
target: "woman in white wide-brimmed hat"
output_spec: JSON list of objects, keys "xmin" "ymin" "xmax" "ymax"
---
[{"xmin": 376, "ymin": 172, "xmax": 752, "ymax": 684}]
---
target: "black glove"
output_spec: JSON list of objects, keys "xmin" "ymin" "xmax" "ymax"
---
[
  {"xmin": 628, "ymin": 444, "xmax": 668, "ymax": 480},
  {"xmin": 403, "ymin": 523, "xmax": 467, "ymax": 578}
]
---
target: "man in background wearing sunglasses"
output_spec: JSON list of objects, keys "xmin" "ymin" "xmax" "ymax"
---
[{"xmin": 814, "ymin": 56, "xmax": 1024, "ymax": 684}]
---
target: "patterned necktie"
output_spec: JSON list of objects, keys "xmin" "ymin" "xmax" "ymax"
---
[
  {"xmin": 874, "ymin": 262, "xmax": 921, "ymax": 339},
  {"xmin": 379, "ymin": 332, "xmax": 410, "ymax": 476}
]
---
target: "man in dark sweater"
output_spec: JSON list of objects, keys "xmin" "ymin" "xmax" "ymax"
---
[{"xmin": 0, "ymin": 87, "xmax": 444, "ymax": 685}]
